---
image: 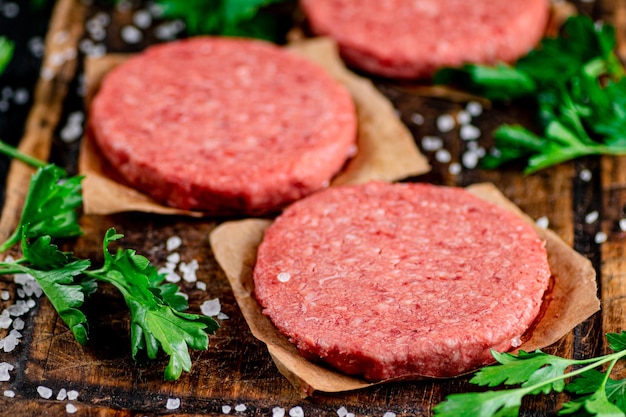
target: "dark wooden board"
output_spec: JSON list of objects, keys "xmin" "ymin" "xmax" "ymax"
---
[{"xmin": 0, "ymin": 0, "xmax": 624, "ymax": 415}]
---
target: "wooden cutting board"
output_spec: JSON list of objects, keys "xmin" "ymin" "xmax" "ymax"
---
[{"xmin": 0, "ymin": 0, "xmax": 624, "ymax": 415}]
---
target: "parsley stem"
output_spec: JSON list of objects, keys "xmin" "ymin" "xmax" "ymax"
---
[{"xmin": 0, "ymin": 139, "xmax": 47, "ymax": 170}]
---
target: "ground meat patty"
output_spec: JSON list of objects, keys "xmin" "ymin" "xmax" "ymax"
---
[
  {"xmin": 90, "ymin": 37, "xmax": 356, "ymax": 215},
  {"xmin": 300, "ymin": 0, "xmax": 550, "ymax": 79},
  {"xmin": 253, "ymin": 181, "xmax": 551, "ymax": 380}
]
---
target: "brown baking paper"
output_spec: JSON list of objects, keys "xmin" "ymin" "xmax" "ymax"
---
[
  {"xmin": 209, "ymin": 182, "xmax": 600, "ymax": 397},
  {"xmin": 78, "ymin": 38, "xmax": 430, "ymax": 216}
]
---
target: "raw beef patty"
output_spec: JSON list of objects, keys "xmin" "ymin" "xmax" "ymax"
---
[
  {"xmin": 90, "ymin": 37, "xmax": 356, "ymax": 215},
  {"xmin": 253, "ymin": 181, "xmax": 551, "ymax": 380},
  {"xmin": 300, "ymin": 0, "xmax": 550, "ymax": 79}
]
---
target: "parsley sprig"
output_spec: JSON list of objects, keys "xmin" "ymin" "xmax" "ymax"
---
[
  {"xmin": 434, "ymin": 15, "xmax": 626, "ymax": 174},
  {"xmin": 434, "ymin": 332, "xmax": 626, "ymax": 416},
  {"xmin": 0, "ymin": 143, "xmax": 218, "ymax": 380}
]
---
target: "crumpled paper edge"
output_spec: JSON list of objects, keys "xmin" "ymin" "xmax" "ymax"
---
[{"xmin": 209, "ymin": 182, "xmax": 600, "ymax": 397}]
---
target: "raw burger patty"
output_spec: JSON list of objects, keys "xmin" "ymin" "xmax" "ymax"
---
[
  {"xmin": 90, "ymin": 37, "xmax": 356, "ymax": 215},
  {"xmin": 253, "ymin": 181, "xmax": 551, "ymax": 380},
  {"xmin": 300, "ymin": 0, "xmax": 550, "ymax": 79}
]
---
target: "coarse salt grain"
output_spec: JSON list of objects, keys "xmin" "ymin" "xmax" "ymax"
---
[
  {"xmin": 166, "ymin": 398, "xmax": 181, "ymax": 410},
  {"xmin": 536, "ymin": 216, "xmax": 549, "ymax": 229},
  {"xmin": 57, "ymin": 388, "xmax": 67, "ymax": 400},
  {"xmin": 235, "ymin": 404, "xmax": 247, "ymax": 412},
  {"xmin": 0, "ymin": 362, "xmax": 14, "ymax": 381},
  {"xmin": 166, "ymin": 252, "xmax": 180, "ymax": 264},
  {"xmin": 579, "ymin": 169, "xmax": 592, "ymax": 182},
  {"xmin": 585, "ymin": 211, "xmax": 599, "ymax": 224},
  {"xmin": 337, "ymin": 406, "xmax": 348, "ymax": 417},
  {"xmin": 456, "ymin": 110, "xmax": 471, "ymax": 125},
  {"xmin": 37, "ymin": 386, "xmax": 53, "ymax": 399},
  {"xmin": 1, "ymin": 290, "xmax": 9, "ymax": 301},
  {"xmin": 66, "ymin": 404, "xmax": 78, "ymax": 414},
  {"xmin": 289, "ymin": 406, "xmax": 304, "ymax": 417},
  {"xmin": 273, "ymin": 407, "xmax": 286, "ymax": 417},
  {"xmin": 435, "ymin": 149, "xmax": 451, "ymax": 163},
  {"xmin": 0, "ymin": 310, "xmax": 11, "ymax": 329},
  {"xmin": 436, "ymin": 114, "xmax": 455, "ymax": 133},
  {"xmin": 180, "ymin": 259, "xmax": 199, "ymax": 282},
  {"xmin": 462, "ymin": 151, "xmax": 479, "ymax": 169},
  {"xmin": 133, "ymin": 9, "xmax": 152, "ymax": 28},
  {"xmin": 196, "ymin": 281, "xmax": 207, "ymax": 291},
  {"xmin": 619, "ymin": 219, "xmax": 626, "ymax": 232},
  {"xmin": 421, "ymin": 135, "xmax": 443, "ymax": 151},
  {"xmin": 466, "ymin": 101, "xmax": 483, "ymax": 116},
  {"xmin": 595, "ymin": 231, "xmax": 608, "ymax": 244},
  {"xmin": 277, "ymin": 272, "xmax": 291, "ymax": 283},
  {"xmin": 448, "ymin": 162, "xmax": 462, "ymax": 175},
  {"xmin": 511, "ymin": 336, "xmax": 522, "ymax": 347},
  {"xmin": 217, "ymin": 312, "xmax": 229, "ymax": 320},
  {"xmin": 200, "ymin": 299, "xmax": 221, "ymax": 317},
  {"xmin": 410, "ymin": 113, "xmax": 424, "ymax": 125},
  {"xmin": 3, "ymin": 389, "xmax": 15, "ymax": 398},
  {"xmin": 460, "ymin": 124, "xmax": 481, "ymax": 141},
  {"xmin": 222, "ymin": 405, "xmax": 232, "ymax": 414},
  {"xmin": 383, "ymin": 412, "xmax": 397, "ymax": 417},
  {"xmin": 166, "ymin": 236, "xmax": 182, "ymax": 251},
  {"xmin": 12, "ymin": 317, "xmax": 24, "ymax": 330},
  {"xmin": 67, "ymin": 390, "xmax": 79, "ymax": 401},
  {"xmin": 121, "ymin": 25, "xmax": 143, "ymax": 44},
  {"xmin": 2, "ymin": 2, "xmax": 19, "ymax": 19}
]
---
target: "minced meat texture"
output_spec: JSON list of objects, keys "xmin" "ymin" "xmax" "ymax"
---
[
  {"xmin": 300, "ymin": 0, "xmax": 550, "ymax": 79},
  {"xmin": 90, "ymin": 37, "xmax": 357, "ymax": 215},
  {"xmin": 253, "ymin": 181, "xmax": 551, "ymax": 380}
]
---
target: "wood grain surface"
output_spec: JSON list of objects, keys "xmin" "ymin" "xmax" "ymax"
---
[{"xmin": 0, "ymin": 0, "xmax": 623, "ymax": 416}]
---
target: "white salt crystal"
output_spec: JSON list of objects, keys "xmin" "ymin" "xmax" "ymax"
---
[
  {"xmin": 277, "ymin": 272, "xmax": 291, "ymax": 283},
  {"xmin": 289, "ymin": 406, "xmax": 304, "ymax": 417},
  {"xmin": 166, "ymin": 398, "xmax": 180, "ymax": 410},
  {"xmin": 67, "ymin": 390, "xmax": 79, "ymax": 400},
  {"xmin": 161, "ymin": 269, "xmax": 181, "ymax": 283},
  {"xmin": 383, "ymin": 413, "xmax": 397, "ymax": 417},
  {"xmin": 435, "ymin": 149, "xmax": 451, "ymax": 163},
  {"xmin": 462, "ymin": 151, "xmax": 479, "ymax": 169},
  {"xmin": 13, "ymin": 88, "xmax": 29, "ymax": 105},
  {"xmin": 167, "ymin": 236, "xmax": 182, "ymax": 251},
  {"xmin": 133, "ymin": 9, "xmax": 152, "ymax": 28},
  {"xmin": 121, "ymin": 25, "xmax": 143, "ymax": 44},
  {"xmin": 37, "ymin": 386, "xmax": 53, "ymax": 399},
  {"xmin": 448, "ymin": 162, "xmax": 462, "ymax": 175},
  {"xmin": 2, "ymin": 3, "xmax": 20, "ymax": 19},
  {"xmin": 16, "ymin": 288, "xmax": 24, "ymax": 298},
  {"xmin": 196, "ymin": 281, "xmax": 207, "ymax": 291},
  {"xmin": 460, "ymin": 124, "xmax": 481, "ymax": 141},
  {"xmin": 0, "ymin": 310, "xmax": 11, "ymax": 329},
  {"xmin": 410, "ymin": 113, "xmax": 424, "ymax": 125},
  {"xmin": 26, "ymin": 299, "xmax": 36, "ymax": 309},
  {"xmin": 217, "ymin": 312, "xmax": 229, "ymax": 320},
  {"xmin": 3, "ymin": 389, "xmax": 15, "ymax": 398},
  {"xmin": 456, "ymin": 110, "xmax": 471, "ymax": 125},
  {"xmin": 585, "ymin": 211, "xmax": 599, "ymax": 224},
  {"xmin": 201, "ymin": 299, "xmax": 221, "ymax": 317},
  {"xmin": 337, "ymin": 406, "xmax": 348, "ymax": 417},
  {"xmin": 222, "ymin": 405, "xmax": 232, "ymax": 414},
  {"xmin": 536, "ymin": 216, "xmax": 549, "ymax": 229},
  {"xmin": 66, "ymin": 404, "xmax": 78, "ymax": 414},
  {"xmin": 0, "ymin": 362, "xmax": 14, "ymax": 381},
  {"xmin": 273, "ymin": 407, "xmax": 286, "ymax": 417},
  {"xmin": 595, "ymin": 231, "xmax": 607, "ymax": 244},
  {"xmin": 180, "ymin": 259, "xmax": 199, "ymax": 282},
  {"xmin": 12, "ymin": 317, "xmax": 24, "ymax": 330},
  {"xmin": 436, "ymin": 114, "xmax": 455, "ymax": 132},
  {"xmin": 466, "ymin": 101, "xmax": 483, "ymax": 116},
  {"xmin": 619, "ymin": 219, "xmax": 626, "ymax": 232},
  {"xmin": 57, "ymin": 388, "xmax": 67, "ymax": 400},
  {"xmin": 235, "ymin": 404, "xmax": 247, "ymax": 412},
  {"xmin": 2, "ymin": 332, "xmax": 19, "ymax": 352},
  {"xmin": 579, "ymin": 169, "xmax": 592, "ymax": 182},
  {"xmin": 166, "ymin": 252, "xmax": 180, "ymax": 264},
  {"xmin": 421, "ymin": 135, "xmax": 443, "ymax": 151}
]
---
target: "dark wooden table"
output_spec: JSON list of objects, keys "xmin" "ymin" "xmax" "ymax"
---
[{"xmin": 0, "ymin": 0, "xmax": 624, "ymax": 415}]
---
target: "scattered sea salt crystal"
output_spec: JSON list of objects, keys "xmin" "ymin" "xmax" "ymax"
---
[
  {"xmin": 222, "ymin": 405, "xmax": 232, "ymax": 414},
  {"xmin": 37, "ymin": 386, "xmax": 53, "ymax": 399},
  {"xmin": 196, "ymin": 281, "xmax": 207, "ymax": 291},
  {"xmin": 456, "ymin": 110, "xmax": 471, "ymax": 125},
  {"xmin": 448, "ymin": 162, "xmax": 462, "ymax": 175},
  {"xmin": 12, "ymin": 317, "xmax": 24, "ymax": 330},
  {"xmin": 511, "ymin": 336, "xmax": 523, "ymax": 347},
  {"xmin": 466, "ymin": 101, "xmax": 483, "ymax": 116},
  {"xmin": 619, "ymin": 219, "xmax": 626, "ymax": 232},
  {"xmin": 3, "ymin": 389, "xmax": 15, "ymax": 398},
  {"xmin": 462, "ymin": 151, "xmax": 479, "ymax": 169},
  {"xmin": 67, "ymin": 390, "xmax": 79, "ymax": 401},
  {"xmin": 277, "ymin": 272, "xmax": 291, "ymax": 283},
  {"xmin": 1, "ymin": 290, "xmax": 9, "ymax": 301},
  {"xmin": 7, "ymin": 300, "xmax": 29, "ymax": 316},
  {"xmin": 585, "ymin": 211, "xmax": 599, "ymax": 224},
  {"xmin": 26, "ymin": 299, "xmax": 36, "ymax": 309},
  {"xmin": 180, "ymin": 259, "xmax": 199, "ymax": 282},
  {"xmin": 273, "ymin": 407, "xmax": 286, "ymax": 417},
  {"xmin": 337, "ymin": 406, "xmax": 348, "ymax": 417},
  {"xmin": 289, "ymin": 406, "xmax": 304, "ymax": 417},
  {"xmin": 460, "ymin": 124, "xmax": 481, "ymax": 141},
  {"xmin": 0, "ymin": 310, "xmax": 11, "ymax": 329},
  {"xmin": 0, "ymin": 362, "xmax": 14, "ymax": 381},
  {"xmin": 579, "ymin": 168, "xmax": 592, "ymax": 182},
  {"xmin": 421, "ymin": 135, "xmax": 443, "ymax": 151},
  {"xmin": 2, "ymin": 2, "xmax": 20, "ymax": 19},
  {"xmin": 201, "ymin": 299, "xmax": 221, "ymax": 317},
  {"xmin": 167, "ymin": 236, "xmax": 182, "ymax": 251},
  {"xmin": 217, "ymin": 312, "xmax": 229, "ymax": 320},
  {"xmin": 17, "ymin": 288, "xmax": 24, "ymax": 298},
  {"xmin": 166, "ymin": 398, "xmax": 181, "ymax": 410},
  {"xmin": 435, "ymin": 149, "xmax": 451, "ymax": 163},
  {"xmin": 121, "ymin": 25, "xmax": 143, "ymax": 44},
  {"xmin": 383, "ymin": 412, "xmax": 397, "ymax": 417},
  {"xmin": 57, "ymin": 388, "xmax": 67, "ymax": 400},
  {"xmin": 410, "ymin": 113, "xmax": 424, "ymax": 125},
  {"xmin": 595, "ymin": 231, "xmax": 607, "ymax": 244},
  {"xmin": 162, "ymin": 270, "xmax": 181, "ymax": 283},
  {"xmin": 66, "ymin": 404, "xmax": 78, "ymax": 414},
  {"xmin": 13, "ymin": 88, "xmax": 29, "ymax": 105},
  {"xmin": 2, "ymin": 330, "xmax": 20, "ymax": 352},
  {"xmin": 235, "ymin": 404, "xmax": 247, "ymax": 412},
  {"xmin": 166, "ymin": 252, "xmax": 180, "ymax": 264},
  {"xmin": 28, "ymin": 36, "xmax": 45, "ymax": 58},
  {"xmin": 436, "ymin": 114, "xmax": 455, "ymax": 133},
  {"xmin": 536, "ymin": 216, "xmax": 549, "ymax": 229},
  {"xmin": 133, "ymin": 9, "xmax": 152, "ymax": 28}
]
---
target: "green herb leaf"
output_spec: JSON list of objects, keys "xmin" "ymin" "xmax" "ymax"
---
[
  {"xmin": 0, "ymin": 37, "xmax": 14, "ymax": 75},
  {"xmin": 92, "ymin": 228, "xmax": 219, "ymax": 380}
]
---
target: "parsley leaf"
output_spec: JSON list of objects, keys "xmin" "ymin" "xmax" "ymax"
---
[
  {"xmin": 0, "ymin": 37, "xmax": 13, "ymax": 75},
  {"xmin": 155, "ymin": 0, "xmax": 293, "ymax": 41},
  {"xmin": 434, "ymin": 332, "xmax": 626, "ymax": 417},
  {"xmin": 434, "ymin": 15, "xmax": 626, "ymax": 173}
]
